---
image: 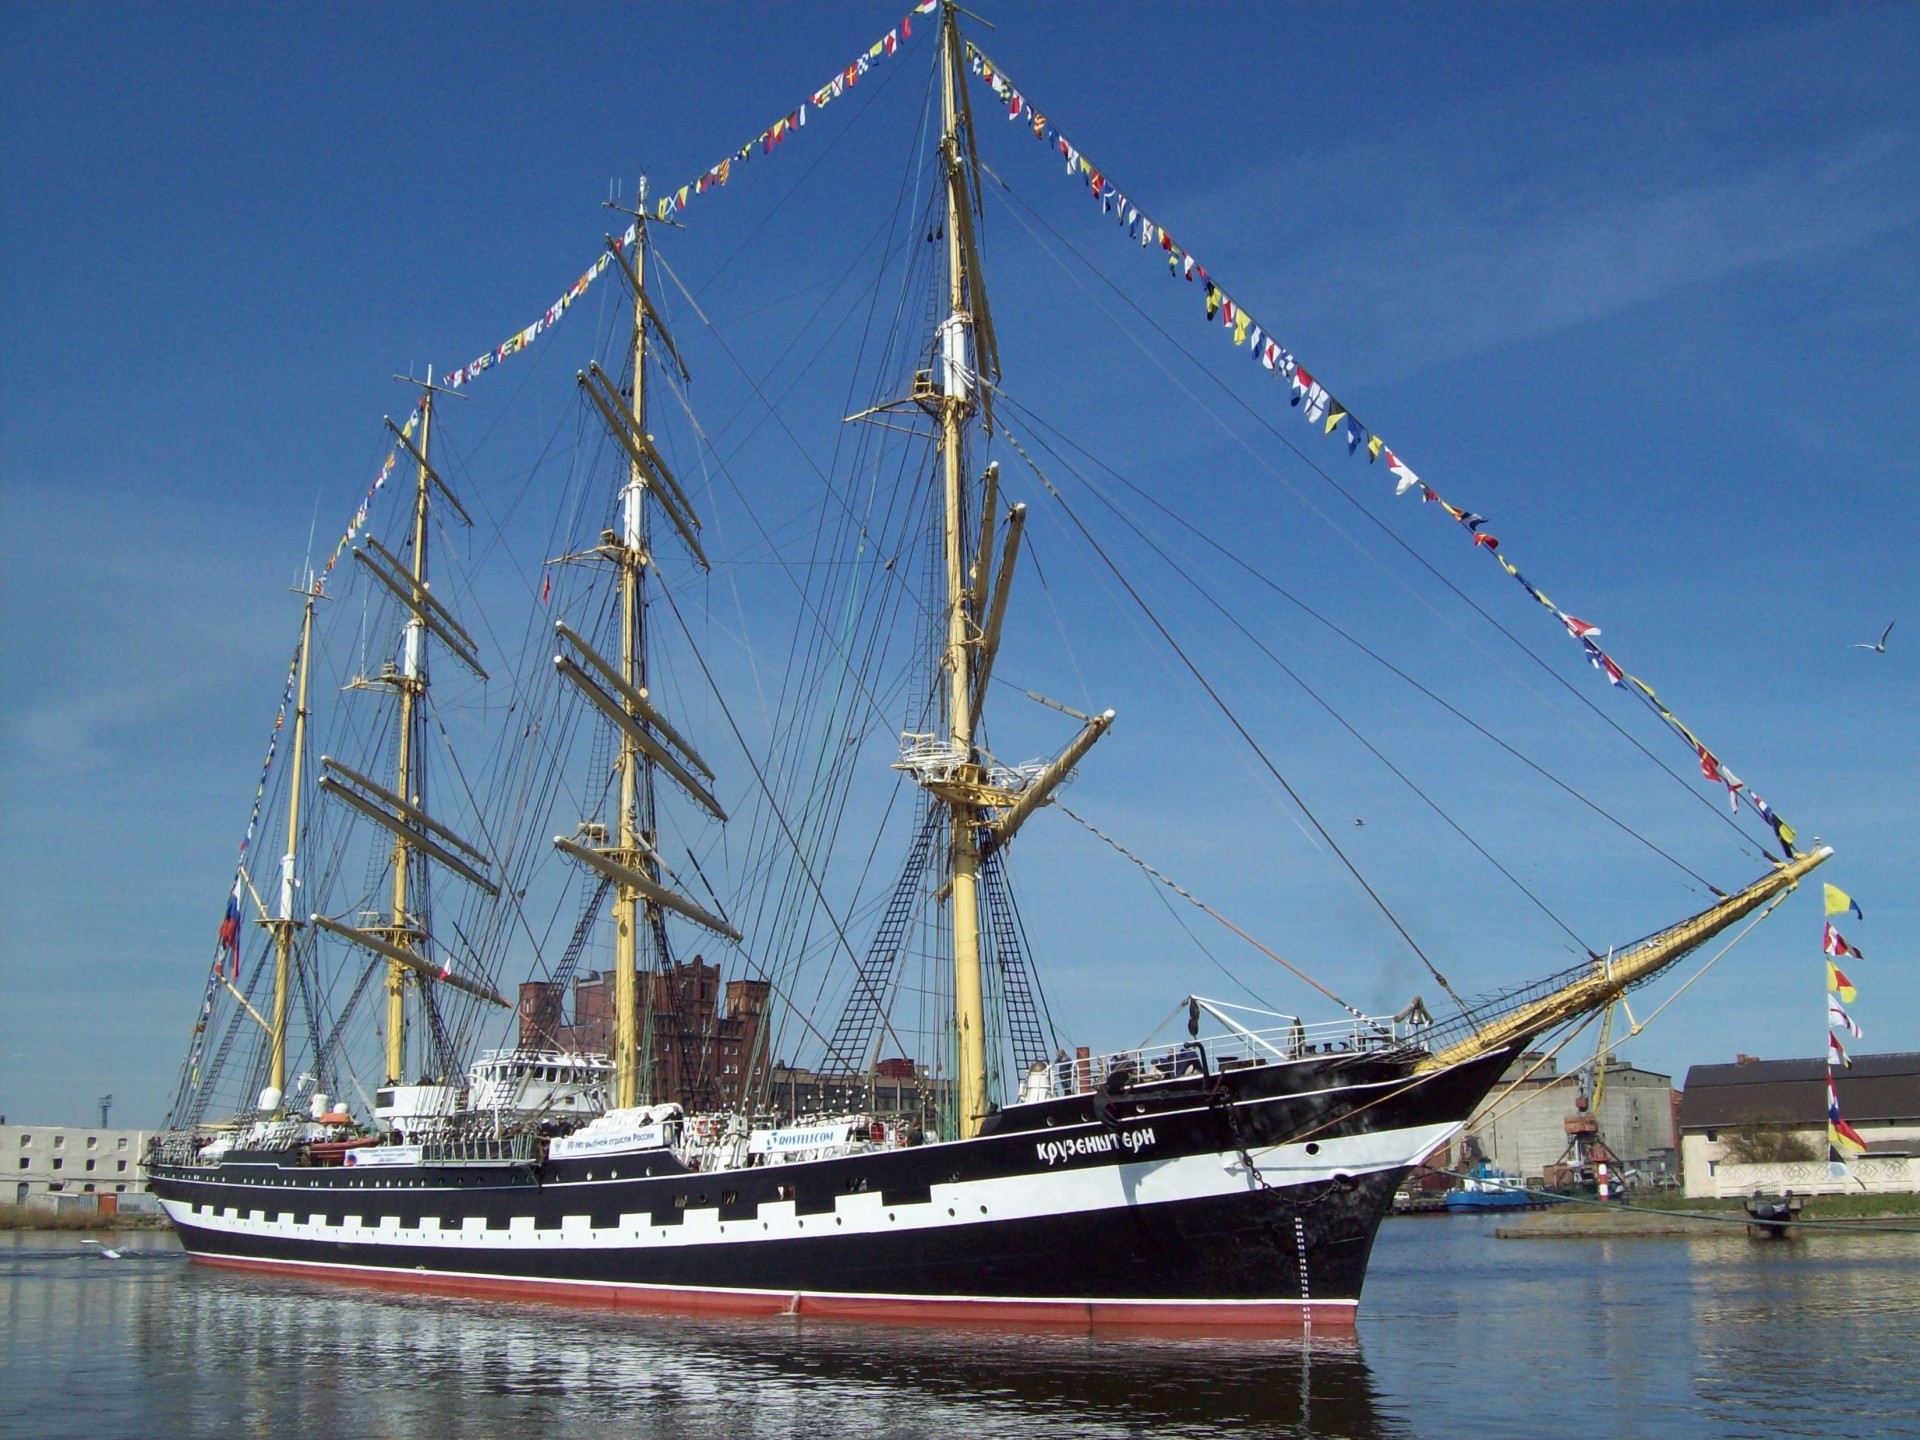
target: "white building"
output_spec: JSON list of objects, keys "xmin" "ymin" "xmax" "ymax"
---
[
  {"xmin": 1459, "ymin": 1053, "xmax": 1677, "ymax": 1184},
  {"xmin": 3, "ymin": 1123, "xmax": 153, "ymax": 1206},
  {"xmin": 1676, "ymin": 1052, "xmax": 1920, "ymax": 1198}
]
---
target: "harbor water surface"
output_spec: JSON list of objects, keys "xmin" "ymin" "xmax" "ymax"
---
[{"xmin": 4, "ymin": 1213, "xmax": 1916, "ymax": 1438}]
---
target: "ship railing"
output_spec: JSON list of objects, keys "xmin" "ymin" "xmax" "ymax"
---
[
  {"xmin": 419, "ymin": 1132, "xmax": 541, "ymax": 1166},
  {"xmin": 1035, "ymin": 1007, "xmax": 1422, "ymax": 1101},
  {"xmin": 893, "ymin": 732, "xmax": 970, "ymax": 784}
]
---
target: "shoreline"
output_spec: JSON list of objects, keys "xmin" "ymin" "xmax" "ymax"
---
[{"xmin": 0, "ymin": 1205, "xmax": 172, "ymax": 1233}]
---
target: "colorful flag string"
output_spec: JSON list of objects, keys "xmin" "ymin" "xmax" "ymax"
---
[
  {"xmin": 433, "ymin": 3, "xmax": 936, "ymax": 393},
  {"xmin": 965, "ymin": 41, "xmax": 1798, "ymax": 864},
  {"xmin": 652, "ymin": 1, "xmax": 938, "ymax": 225},
  {"xmin": 1824, "ymin": 884, "xmax": 1868, "ymax": 1166}
]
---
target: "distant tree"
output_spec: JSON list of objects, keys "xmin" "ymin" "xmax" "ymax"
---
[{"xmin": 1721, "ymin": 1123, "xmax": 1820, "ymax": 1163}]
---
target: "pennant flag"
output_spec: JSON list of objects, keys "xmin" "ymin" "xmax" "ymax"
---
[
  {"xmin": 1560, "ymin": 614, "xmax": 1601, "ymax": 639},
  {"xmin": 1581, "ymin": 638, "xmax": 1624, "ymax": 686},
  {"xmin": 1829, "ymin": 1119, "xmax": 1867, "ymax": 1159},
  {"xmin": 1826, "ymin": 958, "xmax": 1858, "ymax": 1004},
  {"xmin": 1386, "ymin": 448, "xmax": 1420, "ymax": 495},
  {"xmin": 1347, "ymin": 418, "xmax": 1366, "ymax": 455},
  {"xmin": 1829, "ymin": 1030, "xmax": 1852, "ymax": 1068},
  {"xmin": 1823, "ymin": 922, "xmax": 1861, "ymax": 960},
  {"xmin": 1824, "ymin": 884, "xmax": 1863, "ymax": 919},
  {"xmin": 1828, "ymin": 999, "xmax": 1863, "ymax": 1039},
  {"xmin": 540, "ymin": 572, "xmax": 552, "ymax": 606},
  {"xmin": 1205, "ymin": 283, "xmax": 1222, "ymax": 319}
]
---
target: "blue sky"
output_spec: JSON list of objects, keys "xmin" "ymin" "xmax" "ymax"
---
[{"xmin": 3, "ymin": 2, "xmax": 1915, "ymax": 1127}]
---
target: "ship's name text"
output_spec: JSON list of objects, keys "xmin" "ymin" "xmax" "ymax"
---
[{"xmin": 1035, "ymin": 1126, "xmax": 1156, "ymax": 1167}]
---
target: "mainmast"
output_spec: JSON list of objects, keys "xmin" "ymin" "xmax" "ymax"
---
[
  {"xmin": 936, "ymin": 4, "xmax": 990, "ymax": 1140},
  {"xmin": 559, "ymin": 190, "xmax": 735, "ymax": 1112}
]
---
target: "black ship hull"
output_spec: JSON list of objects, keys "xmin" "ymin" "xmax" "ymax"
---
[{"xmin": 150, "ymin": 1046, "xmax": 1513, "ymax": 1328}]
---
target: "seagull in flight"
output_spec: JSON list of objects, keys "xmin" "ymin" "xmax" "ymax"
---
[{"xmin": 1849, "ymin": 621, "xmax": 1896, "ymax": 654}]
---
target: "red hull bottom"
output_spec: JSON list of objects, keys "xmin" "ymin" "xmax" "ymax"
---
[{"xmin": 190, "ymin": 1252, "xmax": 1358, "ymax": 1333}]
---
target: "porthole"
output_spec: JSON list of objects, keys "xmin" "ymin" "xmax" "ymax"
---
[{"xmin": 1305, "ymin": 1143, "xmax": 1320, "ymax": 1156}]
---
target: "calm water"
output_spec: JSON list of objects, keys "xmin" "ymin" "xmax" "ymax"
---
[{"xmin": 4, "ymin": 1216, "xmax": 1917, "ymax": 1439}]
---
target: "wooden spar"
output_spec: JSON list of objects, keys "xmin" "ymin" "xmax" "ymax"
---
[
  {"xmin": 318, "ymin": 777, "xmax": 499, "ymax": 897},
  {"xmin": 311, "ymin": 914, "xmax": 512, "ymax": 1008},
  {"xmin": 361, "ymin": 535, "xmax": 479, "ymax": 650},
  {"xmin": 988, "ymin": 710, "xmax": 1114, "ymax": 852},
  {"xmin": 969, "ymin": 460, "xmax": 1001, "ymax": 612},
  {"xmin": 320, "ymin": 755, "xmax": 491, "ymax": 863},
  {"xmin": 383, "ymin": 415, "xmax": 473, "ymax": 526},
  {"xmin": 554, "ymin": 620, "xmax": 714, "ymax": 780},
  {"xmin": 553, "ymin": 655, "xmax": 728, "ymax": 821},
  {"xmin": 577, "ymin": 372, "xmax": 710, "ymax": 569},
  {"xmin": 1415, "ymin": 846, "xmax": 1833, "ymax": 1073},
  {"xmin": 968, "ymin": 501, "xmax": 1025, "ymax": 730},
  {"xmin": 553, "ymin": 836, "xmax": 742, "ymax": 942},
  {"xmin": 352, "ymin": 547, "xmax": 488, "ymax": 679},
  {"xmin": 603, "ymin": 235, "xmax": 691, "ymax": 381},
  {"xmin": 584, "ymin": 361, "xmax": 704, "ymax": 528}
]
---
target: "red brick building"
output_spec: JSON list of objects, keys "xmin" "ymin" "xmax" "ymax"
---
[{"xmin": 517, "ymin": 957, "xmax": 769, "ymax": 1110}]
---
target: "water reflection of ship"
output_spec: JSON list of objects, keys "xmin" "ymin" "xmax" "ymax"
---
[{"xmin": 135, "ymin": 1264, "xmax": 1402, "ymax": 1438}]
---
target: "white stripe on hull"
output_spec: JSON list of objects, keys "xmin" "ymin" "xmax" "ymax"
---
[{"xmin": 160, "ymin": 1119, "xmax": 1459, "ymax": 1255}]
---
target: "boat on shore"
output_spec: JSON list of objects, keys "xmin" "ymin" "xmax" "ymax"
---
[{"xmin": 147, "ymin": 2, "xmax": 1828, "ymax": 1329}]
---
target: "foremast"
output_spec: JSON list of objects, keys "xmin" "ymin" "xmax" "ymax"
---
[{"xmin": 909, "ymin": 5, "xmax": 1111, "ymax": 1138}]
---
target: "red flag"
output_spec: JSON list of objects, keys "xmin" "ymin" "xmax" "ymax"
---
[
  {"xmin": 541, "ymin": 572, "xmax": 552, "ymax": 605},
  {"xmin": 1696, "ymin": 746, "xmax": 1722, "ymax": 783},
  {"xmin": 1822, "ymin": 922, "xmax": 1861, "ymax": 959},
  {"xmin": 218, "ymin": 887, "xmax": 242, "ymax": 977}
]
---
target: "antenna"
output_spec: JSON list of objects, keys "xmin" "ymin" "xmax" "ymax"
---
[{"xmin": 98, "ymin": 1094, "xmax": 113, "ymax": 1128}]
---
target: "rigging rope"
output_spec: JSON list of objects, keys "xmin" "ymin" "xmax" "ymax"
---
[
  {"xmin": 1056, "ymin": 803, "xmax": 1369, "ymax": 1023},
  {"xmin": 974, "ymin": 158, "xmax": 1771, "ymax": 865},
  {"xmin": 996, "ymin": 420, "xmax": 1474, "ymax": 1015}
]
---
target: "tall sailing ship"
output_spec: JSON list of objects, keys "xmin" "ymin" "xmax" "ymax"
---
[{"xmin": 148, "ymin": 4, "xmax": 1829, "ymax": 1327}]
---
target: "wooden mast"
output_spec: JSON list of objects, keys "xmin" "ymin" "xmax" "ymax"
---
[
  {"xmin": 383, "ymin": 388, "xmax": 434, "ymax": 1086},
  {"xmin": 266, "ymin": 581, "xmax": 319, "ymax": 1108},
  {"xmin": 611, "ymin": 214, "xmax": 654, "ymax": 1113},
  {"xmin": 937, "ymin": 2, "xmax": 990, "ymax": 1140}
]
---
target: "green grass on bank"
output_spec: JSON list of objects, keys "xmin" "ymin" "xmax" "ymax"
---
[
  {"xmin": 1624, "ymin": 1190, "xmax": 1920, "ymax": 1219},
  {"xmin": 0, "ymin": 1204, "xmax": 170, "ymax": 1231}
]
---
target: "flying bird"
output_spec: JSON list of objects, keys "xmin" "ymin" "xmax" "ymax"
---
[{"xmin": 1849, "ymin": 621, "xmax": 1895, "ymax": 653}]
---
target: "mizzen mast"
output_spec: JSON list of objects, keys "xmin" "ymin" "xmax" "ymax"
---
[{"xmin": 264, "ymin": 579, "xmax": 320, "ymax": 1109}]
